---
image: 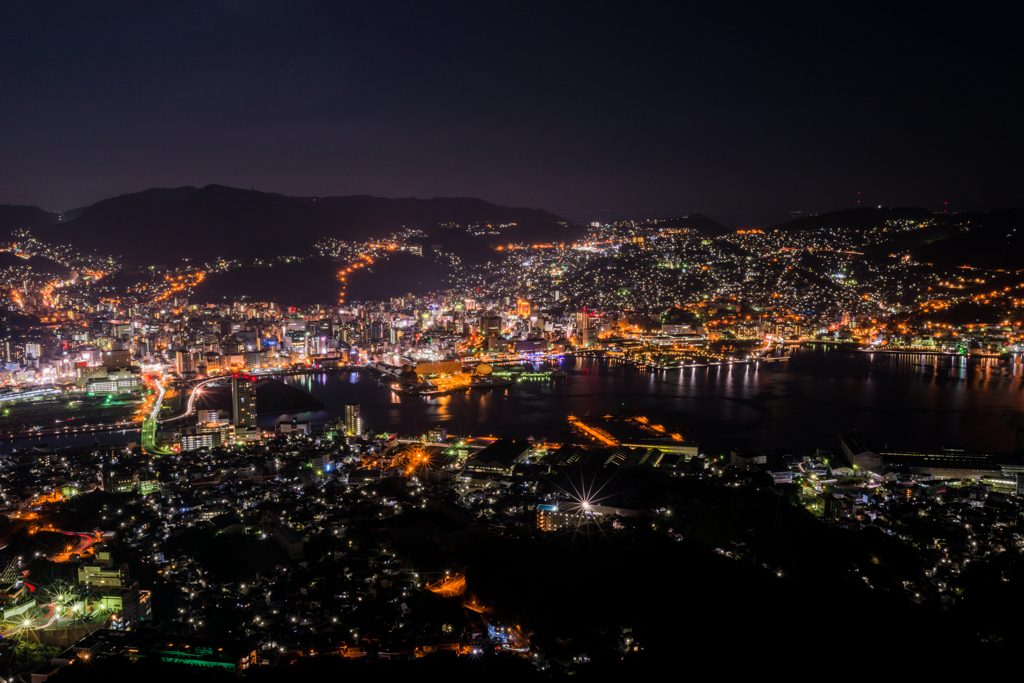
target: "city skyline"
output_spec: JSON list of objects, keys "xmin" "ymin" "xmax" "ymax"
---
[{"xmin": 2, "ymin": 3, "xmax": 1024, "ymax": 679}]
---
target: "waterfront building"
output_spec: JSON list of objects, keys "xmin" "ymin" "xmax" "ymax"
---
[
  {"xmin": 345, "ymin": 403, "xmax": 362, "ymax": 437},
  {"xmin": 231, "ymin": 375, "xmax": 259, "ymax": 442}
]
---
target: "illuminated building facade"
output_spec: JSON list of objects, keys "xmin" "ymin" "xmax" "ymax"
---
[
  {"xmin": 481, "ymin": 313, "xmax": 502, "ymax": 337},
  {"xmin": 536, "ymin": 504, "xmax": 571, "ymax": 531},
  {"xmin": 231, "ymin": 375, "xmax": 259, "ymax": 442},
  {"xmin": 345, "ymin": 403, "xmax": 362, "ymax": 437},
  {"xmin": 78, "ymin": 550, "xmax": 141, "ymax": 630}
]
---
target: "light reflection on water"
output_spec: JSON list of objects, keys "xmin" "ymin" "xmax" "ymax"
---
[
  {"xmin": 265, "ymin": 348, "xmax": 1024, "ymax": 454},
  {"xmin": 3, "ymin": 349, "xmax": 1021, "ymax": 455}
]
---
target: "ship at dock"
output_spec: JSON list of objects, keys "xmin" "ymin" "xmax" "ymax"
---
[
  {"xmin": 368, "ymin": 359, "xmax": 564, "ymax": 397},
  {"xmin": 368, "ymin": 359, "xmax": 473, "ymax": 397}
]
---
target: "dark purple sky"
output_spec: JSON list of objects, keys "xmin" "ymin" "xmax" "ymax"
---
[{"xmin": 1, "ymin": 2, "xmax": 1020, "ymax": 226}]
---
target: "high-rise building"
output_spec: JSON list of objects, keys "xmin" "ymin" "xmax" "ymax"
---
[
  {"xmin": 0, "ymin": 336, "xmax": 17, "ymax": 364},
  {"xmin": 481, "ymin": 313, "xmax": 502, "ymax": 337},
  {"xmin": 231, "ymin": 375, "xmax": 259, "ymax": 442},
  {"xmin": 103, "ymin": 348, "xmax": 132, "ymax": 369},
  {"xmin": 345, "ymin": 403, "xmax": 362, "ymax": 437},
  {"xmin": 245, "ymin": 350, "xmax": 268, "ymax": 369},
  {"xmin": 193, "ymin": 410, "xmax": 232, "ymax": 448},
  {"xmin": 175, "ymin": 350, "xmax": 195, "ymax": 375},
  {"xmin": 517, "ymin": 299, "xmax": 531, "ymax": 318},
  {"xmin": 308, "ymin": 318, "xmax": 332, "ymax": 338}
]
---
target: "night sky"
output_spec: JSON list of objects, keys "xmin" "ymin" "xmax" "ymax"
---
[{"xmin": 1, "ymin": 3, "xmax": 1020, "ymax": 226}]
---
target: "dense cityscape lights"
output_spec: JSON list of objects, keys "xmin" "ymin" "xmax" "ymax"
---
[
  {"xmin": 1, "ymin": 3, "xmax": 1022, "ymax": 679},
  {"xmin": 0, "ymin": 201, "xmax": 1022, "ymax": 679}
]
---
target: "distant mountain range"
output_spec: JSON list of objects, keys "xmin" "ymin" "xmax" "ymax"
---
[
  {"xmin": 3, "ymin": 190, "xmax": 1021, "ymax": 303},
  {"xmin": 770, "ymin": 206, "xmax": 935, "ymax": 232},
  {"xmin": 769, "ymin": 206, "xmax": 1024, "ymax": 270},
  {"xmin": 0, "ymin": 205, "xmax": 65, "ymax": 232},
  {"xmin": 189, "ymin": 253, "xmax": 456, "ymax": 306},
  {"xmin": 0, "ymin": 185, "xmax": 566, "ymax": 265}
]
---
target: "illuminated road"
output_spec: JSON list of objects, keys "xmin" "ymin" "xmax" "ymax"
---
[
  {"xmin": 38, "ymin": 603, "xmax": 58, "ymax": 628},
  {"xmin": 0, "ymin": 376, "xmax": 212, "ymax": 446},
  {"xmin": 567, "ymin": 416, "xmax": 618, "ymax": 446},
  {"xmin": 0, "ymin": 568, "xmax": 106, "ymax": 636},
  {"xmin": 3, "ymin": 371, "xmax": 300, "ymax": 445},
  {"xmin": 143, "ymin": 376, "xmax": 223, "ymax": 454},
  {"xmin": 0, "ymin": 602, "xmax": 85, "ymax": 637},
  {"xmin": 141, "ymin": 377, "xmax": 172, "ymax": 455},
  {"xmin": 427, "ymin": 573, "xmax": 466, "ymax": 597},
  {"xmin": 0, "ymin": 588, "xmax": 51, "ymax": 637},
  {"xmin": 159, "ymin": 377, "xmax": 218, "ymax": 423},
  {"xmin": 52, "ymin": 532, "xmax": 96, "ymax": 562}
]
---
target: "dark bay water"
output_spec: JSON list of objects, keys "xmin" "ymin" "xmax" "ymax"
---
[
  {"xmin": 4, "ymin": 348, "xmax": 1022, "ymax": 455},
  {"xmin": 272, "ymin": 348, "xmax": 1024, "ymax": 455}
]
